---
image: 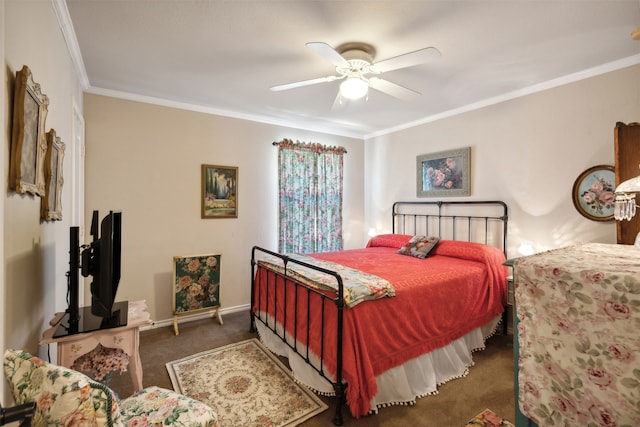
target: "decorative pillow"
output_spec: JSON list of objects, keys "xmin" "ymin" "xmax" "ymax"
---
[
  {"xmin": 396, "ymin": 235, "xmax": 440, "ymax": 259},
  {"xmin": 366, "ymin": 234, "xmax": 413, "ymax": 249},
  {"xmin": 119, "ymin": 386, "xmax": 219, "ymax": 427},
  {"xmin": 3, "ymin": 349, "xmax": 218, "ymax": 427},
  {"xmin": 3, "ymin": 348, "xmax": 120, "ymax": 426},
  {"xmin": 431, "ymin": 239, "xmax": 506, "ymax": 264}
]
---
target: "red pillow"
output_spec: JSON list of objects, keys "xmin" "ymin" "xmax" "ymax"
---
[
  {"xmin": 366, "ymin": 234, "xmax": 413, "ymax": 249},
  {"xmin": 431, "ymin": 240, "xmax": 506, "ymax": 263}
]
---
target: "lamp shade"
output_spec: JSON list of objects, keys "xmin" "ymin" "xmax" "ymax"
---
[
  {"xmin": 340, "ymin": 77, "xmax": 368, "ymax": 100},
  {"xmin": 615, "ymin": 175, "xmax": 640, "ymax": 194},
  {"xmin": 614, "ymin": 175, "xmax": 640, "ymax": 221}
]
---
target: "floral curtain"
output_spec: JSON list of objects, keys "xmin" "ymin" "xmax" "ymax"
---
[{"xmin": 277, "ymin": 139, "xmax": 345, "ymax": 254}]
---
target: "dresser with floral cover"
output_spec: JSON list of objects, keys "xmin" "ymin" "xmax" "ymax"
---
[{"xmin": 513, "ymin": 243, "xmax": 640, "ymax": 427}]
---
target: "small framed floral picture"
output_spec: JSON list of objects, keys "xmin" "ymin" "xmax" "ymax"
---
[
  {"xmin": 417, "ymin": 147, "xmax": 470, "ymax": 197},
  {"xmin": 572, "ymin": 165, "xmax": 615, "ymax": 221},
  {"xmin": 172, "ymin": 253, "xmax": 223, "ymax": 335}
]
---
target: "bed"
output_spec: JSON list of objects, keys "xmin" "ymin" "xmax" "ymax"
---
[{"xmin": 250, "ymin": 201, "xmax": 509, "ymax": 425}]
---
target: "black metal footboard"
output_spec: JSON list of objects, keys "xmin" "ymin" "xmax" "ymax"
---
[{"xmin": 250, "ymin": 246, "xmax": 346, "ymax": 426}]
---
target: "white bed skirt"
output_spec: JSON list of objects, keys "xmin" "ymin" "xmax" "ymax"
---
[{"xmin": 254, "ymin": 314, "xmax": 502, "ymax": 414}]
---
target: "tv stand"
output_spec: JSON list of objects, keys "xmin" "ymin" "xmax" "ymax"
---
[
  {"xmin": 40, "ymin": 300, "xmax": 151, "ymax": 393},
  {"xmin": 53, "ymin": 301, "xmax": 128, "ymax": 338}
]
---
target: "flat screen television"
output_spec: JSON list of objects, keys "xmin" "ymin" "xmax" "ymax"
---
[{"xmin": 55, "ymin": 210, "xmax": 126, "ymax": 338}]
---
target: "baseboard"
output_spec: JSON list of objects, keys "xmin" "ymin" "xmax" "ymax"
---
[{"xmin": 141, "ymin": 303, "xmax": 250, "ymax": 331}]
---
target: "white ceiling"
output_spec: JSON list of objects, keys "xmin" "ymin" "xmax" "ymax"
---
[{"xmin": 64, "ymin": 0, "xmax": 640, "ymax": 139}]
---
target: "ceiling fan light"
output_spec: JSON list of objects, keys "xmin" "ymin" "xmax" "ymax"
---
[{"xmin": 340, "ymin": 77, "xmax": 368, "ymax": 100}]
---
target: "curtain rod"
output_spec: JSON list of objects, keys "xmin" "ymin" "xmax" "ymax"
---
[{"xmin": 272, "ymin": 141, "xmax": 347, "ymax": 153}]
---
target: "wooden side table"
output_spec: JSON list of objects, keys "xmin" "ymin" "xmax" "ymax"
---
[{"xmin": 40, "ymin": 300, "xmax": 151, "ymax": 392}]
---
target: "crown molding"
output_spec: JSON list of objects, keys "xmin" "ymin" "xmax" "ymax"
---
[
  {"xmin": 51, "ymin": 0, "xmax": 90, "ymax": 90},
  {"xmin": 366, "ymin": 54, "xmax": 640, "ymax": 140}
]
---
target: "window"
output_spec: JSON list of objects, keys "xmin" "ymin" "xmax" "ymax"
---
[{"xmin": 277, "ymin": 139, "xmax": 345, "ymax": 253}]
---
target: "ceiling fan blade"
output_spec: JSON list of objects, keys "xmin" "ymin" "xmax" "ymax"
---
[
  {"xmin": 369, "ymin": 47, "xmax": 441, "ymax": 73},
  {"xmin": 369, "ymin": 77, "xmax": 421, "ymax": 101},
  {"xmin": 306, "ymin": 42, "xmax": 350, "ymax": 68},
  {"xmin": 270, "ymin": 75, "xmax": 338, "ymax": 92}
]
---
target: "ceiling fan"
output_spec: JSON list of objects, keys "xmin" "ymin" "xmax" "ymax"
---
[{"xmin": 270, "ymin": 42, "xmax": 441, "ymax": 105}]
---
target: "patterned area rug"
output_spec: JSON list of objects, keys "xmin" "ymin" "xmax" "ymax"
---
[
  {"xmin": 465, "ymin": 408, "xmax": 515, "ymax": 427},
  {"xmin": 166, "ymin": 338, "xmax": 328, "ymax": 427}
]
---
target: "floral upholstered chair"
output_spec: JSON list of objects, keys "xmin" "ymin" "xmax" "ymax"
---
[{"xmin": 3, "ymin": 349, "xmax": 219, "ymax": 427}]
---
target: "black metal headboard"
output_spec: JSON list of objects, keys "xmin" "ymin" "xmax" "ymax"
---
[{"xmin": 392, "ymin": 201, "xmax": 508, "ymax": 257}]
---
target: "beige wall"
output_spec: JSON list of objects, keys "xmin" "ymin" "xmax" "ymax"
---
[
  {"xmin": 365, "ymin": 64, "xmax": 640, "ymax": 257},
  {"xmin": 3, "ymin": 0, "xmax": 84, "ymax": 404},
  {"xmin": 82, "ymin": 94, "xmax": 364, "ymax": 323}
]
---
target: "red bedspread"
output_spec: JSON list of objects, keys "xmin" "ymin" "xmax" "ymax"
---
[{"xmin": 252, "ymin": 238, "xmax": 507, "ymax": 417}]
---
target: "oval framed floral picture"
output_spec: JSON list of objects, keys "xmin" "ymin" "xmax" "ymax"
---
[{"xmin": 572, "ymin": 165, "xmax": 616, "ymax": 221}]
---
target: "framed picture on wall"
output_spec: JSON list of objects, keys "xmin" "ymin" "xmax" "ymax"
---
[
  {"xmin": 417, "ymin": 147, "xmax": 470, "ymax": 197},
  {"xmin": 41, "ymin": 129, "xmax": 65, "ymax": 221},
  {"xmin": 572, "ymin": 165, "xmax": 616, "ymax": 221},
  {"xmin": 201, "ymin": 164, "xmax": 238, "ymax": 218},
  {"xmin": 9, "ymin": 65, "xmax": 49, "ymax": 196}
]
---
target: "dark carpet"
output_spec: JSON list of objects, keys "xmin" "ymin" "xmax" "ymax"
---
[{"xmin": 110, "ymin": 310, "xmax": 515, "ymax": 426}]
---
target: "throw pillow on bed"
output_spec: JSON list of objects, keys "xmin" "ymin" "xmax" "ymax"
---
[
  {"xmin": 396, "ymin": 235, "xmax": 440, "ymax": 259},
  {"xmin": 366, "ymin": 234, "xmax": 413, "ymax": 249}
]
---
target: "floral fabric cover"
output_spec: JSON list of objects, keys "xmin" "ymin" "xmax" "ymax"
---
[
  {"xmin": 3, "ymin": 349, "xmax": 219, "ymax": 427},
  {"xmin": 118, "ymin": 386, "xmax": 219, "ymax": 426},
  {"xmin": 465, "ymin": 408, "xmax": 514, "ymax": 427},
  {"xmin": 71, "ymin": 343, "xmax": 129, "ymax": 383},
  {"xmin": 515, "ymin": 243, "xmax": 640, "ymax": 427},
  {"xmin": 257, "ymin": 253, "xmax": 396, "ymax": 308}
]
